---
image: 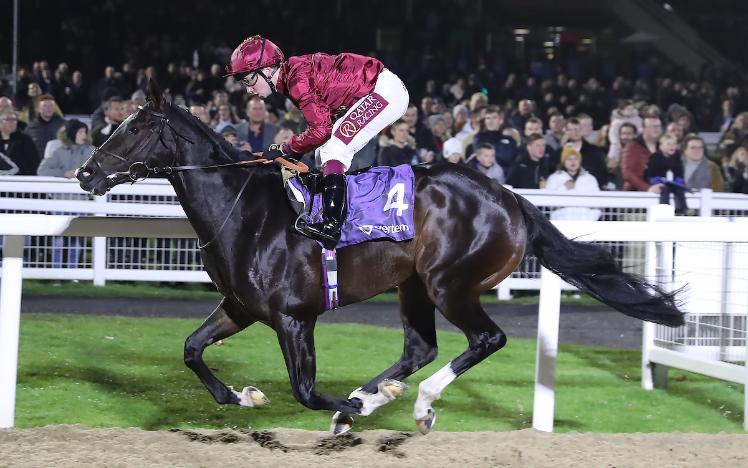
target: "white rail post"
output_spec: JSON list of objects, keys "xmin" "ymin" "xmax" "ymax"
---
[
  {"xmin": 642, "ymin": 205, "xmax": 675, "ymax": 391},
  {"xmin": 0, "ymin": 235, "xmax": 24, "ymax": 428},
  {"xmin": 93, "ymin": 195, "xmax": 107, "ymax": 286},
  {"xmin": 532, "ymin": 266, "xmax": 561, "ymax": 432},
  {"xmin": 699, "ymin": 189, "xmax": 713, "ymax": 217}
]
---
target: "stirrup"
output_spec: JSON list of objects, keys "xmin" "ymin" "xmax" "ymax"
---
[{"xmin": 294, "ymin": 218, "xmax": 339, "ymax": 249}]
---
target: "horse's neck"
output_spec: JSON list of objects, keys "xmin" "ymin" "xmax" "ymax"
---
[{"xmin": 169, "ymin": 138, "xmax": 257, "ymax": 246}]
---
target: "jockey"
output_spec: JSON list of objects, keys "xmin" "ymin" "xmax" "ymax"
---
[{"xmin": 225, "ymin": 36, "xmax": 409, "ymax": 249}]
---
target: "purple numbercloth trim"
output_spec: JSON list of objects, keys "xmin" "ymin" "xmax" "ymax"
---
[{"xmin": 293, "ymin": 165, "xmax": 416, "ymax": 249}]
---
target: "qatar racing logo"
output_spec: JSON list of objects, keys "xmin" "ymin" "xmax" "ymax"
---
[
  {"xmin": 338, "ymin": 121, "xmax": 358, "ymax": 139},
  {"xmin": 334, "ymin": 92, "xmax": 389, "ymax": 144}
]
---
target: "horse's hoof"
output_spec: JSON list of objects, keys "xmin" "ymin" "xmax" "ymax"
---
[
  {"xmin": 330, "ymin": 412, "xmax": 354, "ymax": 436},
  {"xmin": 415, "ymin": 409, "xmax": 436, "ymax": 435},
  {"xmin": 347, "ymin": 397, "xmax": 364, "ymax": 412},
  {"xmin": 378, "ymin": 379, "xmax": 408, "ymax": 399},
  {"xmin": 233, "ymin": 386, "xmax": 269, "ymax": 407}
]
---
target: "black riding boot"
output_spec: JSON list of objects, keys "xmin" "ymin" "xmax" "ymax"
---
[{"xmin": 296, "ymin": 173, "xmax": 346, "ymax": 249}]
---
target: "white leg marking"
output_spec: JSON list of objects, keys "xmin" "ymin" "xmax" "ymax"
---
[
  {"xmin": 413, "ymin": 362, "xmax": 456, "ymax": 420},
  {"xmin": 347, "ymin": 379, "xmax": 408, "ymax": 416}
]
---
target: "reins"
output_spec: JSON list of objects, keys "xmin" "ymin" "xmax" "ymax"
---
[{"xmin": 90, "ymin": 103, "xmax": 309, "ymax": 249}]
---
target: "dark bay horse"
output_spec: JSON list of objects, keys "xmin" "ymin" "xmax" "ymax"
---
[{"xmin": 76, "ymin": 83, "xmax": 684, "ymax": 434}]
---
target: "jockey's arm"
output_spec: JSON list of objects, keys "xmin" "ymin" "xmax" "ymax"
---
[{"xmin": 285, "ymin": 75, "xmax": 333, "ymax": 156}]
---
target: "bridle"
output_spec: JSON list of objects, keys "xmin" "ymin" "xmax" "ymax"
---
[
  {"xmin": 89, "ymin": 103, "xmax": 272, "ymax": 250},
  {"xmin": 92, "ymin": 104, "xmax": 265, "ymax": 186}
]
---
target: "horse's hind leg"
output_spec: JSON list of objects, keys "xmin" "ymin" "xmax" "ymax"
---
[
  {"xmin": 184, "ymin": 298, "xmax": 265, "ymax": 407},
  {"xmin": 331, "ymin": 275, "xmax": 438, "ymax": 434},
  {"xmin": 413, "ymin": 299, "xmax": 506, "ymax": 434}
]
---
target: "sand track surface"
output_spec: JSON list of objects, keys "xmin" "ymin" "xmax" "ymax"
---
[{"xmin": 1, "ymin": 425, "xmax": 747, "ymax": 467}]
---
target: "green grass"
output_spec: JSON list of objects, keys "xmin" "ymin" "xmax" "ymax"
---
[
  {"xmin": 22, "ymin": 280, "xmax": 602, "ymax": 306},
  {"xmin": 15, "ymin": 314, "xmax": 744, "ymax": 433}
]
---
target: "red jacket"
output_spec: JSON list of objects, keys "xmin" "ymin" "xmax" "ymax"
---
[
  {"xmin": 275, "ymin": 53, "xmax": 384, "ymax": 154},
  {"xmin": 621, "ymin": 137, "xmax": 654, "ymax": 191}
]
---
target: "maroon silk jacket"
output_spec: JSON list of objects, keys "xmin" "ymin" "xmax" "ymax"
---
[{"xmin": 275, "ymin": 53, "xmax": 384, "ymax": 154}]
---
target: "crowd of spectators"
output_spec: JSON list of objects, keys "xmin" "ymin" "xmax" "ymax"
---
[{"xmin": 2, "ymin": 56, "xmax": 748, "ymax": 203}]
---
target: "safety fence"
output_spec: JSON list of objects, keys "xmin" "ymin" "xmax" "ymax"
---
[
  {"xmin": 2, "ymin": 176, "xmax": 747, "ymax": 291},
  {"xmin": 533, "ymin": 208, "xmax": 748, "ymax": 431}
]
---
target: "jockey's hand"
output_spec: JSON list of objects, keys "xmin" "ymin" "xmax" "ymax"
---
[{"xmin": 262, "ymin": 143, "xmax": 291, "ymax": 160}]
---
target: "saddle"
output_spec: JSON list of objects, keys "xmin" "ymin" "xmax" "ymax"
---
[{"xmin": 282, "ymin": 161, "xmax": 416, "ymax": 249}]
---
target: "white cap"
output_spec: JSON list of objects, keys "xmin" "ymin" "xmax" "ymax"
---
[{"xmin": 443, "ymin": 137, "xmax": 463, "ymax": 158}]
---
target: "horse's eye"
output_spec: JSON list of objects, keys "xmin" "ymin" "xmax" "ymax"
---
[{"xmin": 129, "ymin": 127, "xmax": 139, "ymax": 134}]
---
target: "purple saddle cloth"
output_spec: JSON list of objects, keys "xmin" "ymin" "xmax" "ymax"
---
[{"xmin": 288, "ymin": 165, "xmax": 416, "ymax": 248}]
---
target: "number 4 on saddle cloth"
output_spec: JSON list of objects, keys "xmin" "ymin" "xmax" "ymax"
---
[{"xmin": 284, "ymin": 164, "xmax": 416, "ymax": 310}]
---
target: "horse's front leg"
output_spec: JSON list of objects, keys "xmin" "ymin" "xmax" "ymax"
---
[
  {"xmin": 275, "ymin": 314, "xmax": 363, "ymax": 414},
  {"xmin": 184, "ymin": 298, "xmax": 267, "ymax": 407}
]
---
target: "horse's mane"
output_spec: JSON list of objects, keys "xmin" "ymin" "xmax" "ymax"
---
[{"xmin": 169, "ymin": 102, "xmax": 244, "ymax": 163}]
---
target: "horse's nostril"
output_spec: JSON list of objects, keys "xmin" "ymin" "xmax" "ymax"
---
[{"xmin": 76, "ymin": 166, "xmax": 95, "ymax": 181}]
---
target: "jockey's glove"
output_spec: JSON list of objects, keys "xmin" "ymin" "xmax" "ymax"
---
[{"xmin": 262, "ymin": 143, "xmax": 292, "ymax": 160}]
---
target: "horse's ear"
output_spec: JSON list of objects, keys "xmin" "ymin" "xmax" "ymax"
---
[{"xmin": 147, "ymin": 79, "xmax": 163, "ymax": 109}]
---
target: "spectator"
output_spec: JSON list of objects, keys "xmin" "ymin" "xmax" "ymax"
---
[
  {"xmin": 17, "ymin": 82, "xmax": 43, "ymax": 124},
  {"xmin": 212, "ymin": 103, "xmax": 241, "ymax": 134},
  {"xmin": 402, "ymin": 103, "xmax": 435, "ymax": 152},
  {"xmin": 645, "ymin": 133, "xmax": 688, "ymax": 215},
  {"xmin": 0, "ymin": 96, "xmax": 25, "ymax": 132},
  {"xmin": 0, "ymin": 110, "xmax": 40, "ymax": 175},
  {"xmin": 577, "ymin": 113, "xmax": 596, "ymax": 143},
  {"xmin": 186, "ymin": 70, "xmax": 209, "ymax": 104},
  {"xmin": 235, "ymin": 97, "xmax": 280, "ymax": 152},
  {"xmin": 720, "ymin": 111, "xmax": 748, "ymax": 146},
  {"xmin": 544, "ymin": 111, "xmax": 565, "ymax": 153},
  {"xmin": 562, "ymin": 117, "xmax": 607, "ymax": 188},
  {"xmin": 545, "ymin": 145, "xmax": 602, "ymax": 220},
  {"xmin": 459, "ymin": 104, "xmax": 486, "ymax": 155},
  {"xmin": 37, "ymin": 119, "xmax": 94, "ymax": 267},
  {"xmin": 274, "ymin": 127, "xmax": 294, "ymax": 145},
  {"xmin": 473, "ymin": 105, "xmax": 517, "ymax": 173},
  {"xmin": 56, "ymin": 70, "xmax": 89, "ymax": 115},
  {"xmin": 442, "ymin": 137, "xmax": 466, "ymax": 165},
  {"xmin": 24, "ymin": 94, "xmax": 65, "ymax": 157},
  {"xmin": 681, "ymin": 134, "xmax": 724, "ymax": 192},
  {"xmin": 622, "ymin": 116, "xmax": 662, "ymax": 191},
  {"xmin": 607, "ymin": 100, "xmax": 642, "ymax": 161},
  {"xmin": 451, "ymin": 104, "xmax": 471, "ymax": 142},
  {"xmin": 607, "ymin": 122, "xmax": 637, "ymax": 190},
  {"xmin": 426, "ymin": 114, "xmax": 449, "ymax": 153},
  {"xmin": 131, "ymin": 89, "xmax": 147, "ymax": 108},
  {"xmin": 219, "ymin": 124, "xmax": 241, "ymax": 148},
  {"xmin": 189, "ymin": 104, "xmax": 211, "ymax": 126},
  {"xmin": 723, "ymin": 144, "xmax": 748, "ymax": 194},
  {"xmin": 95, "ymin": 66, "xmax": 121, "ymax": 103},
  {"xmin": 162, "ymin": 62, "xmax": 185, "ymax": 96},
  {"xmin": 37, "ymin": 119, "xmax": 93, "ymax": 178},
  {"xmin": 466, "ymin": 142, "xmax": 504, "ymax": 183},
  {"xmin": 665, "ymin": 121, "xmax": 684, "ymax": 143},
  {"xmin": 377, "ymin": 120, "xmax": 417, "ymax": 166},
  {"xmin": 91, "ymin": 96, "xmax": 125, "ymax": 146},
  {"xmin": 506, "ymin": 133, "xmax": 550, "ymax": 188},
  {"xmin": 508, "ymin": 99, "xmax": 535, "ymax": 131},
  {"xmin": 523, "ymin": 117, "xmax": 543, "ymax": 143}
]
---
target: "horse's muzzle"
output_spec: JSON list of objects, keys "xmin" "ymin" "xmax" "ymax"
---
[{"xmin": 76, "ymin": 164, "xmax": 109, "ymax": 195}]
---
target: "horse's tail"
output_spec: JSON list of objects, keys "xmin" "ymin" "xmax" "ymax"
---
[{"xmin": 515, "ymin": 194, "xmax": 684, "ymax": 327}]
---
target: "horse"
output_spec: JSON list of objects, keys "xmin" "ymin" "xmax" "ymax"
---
[{"xmin": 76, "ymin": 81, "xmax": 684, "ymax": 435}]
